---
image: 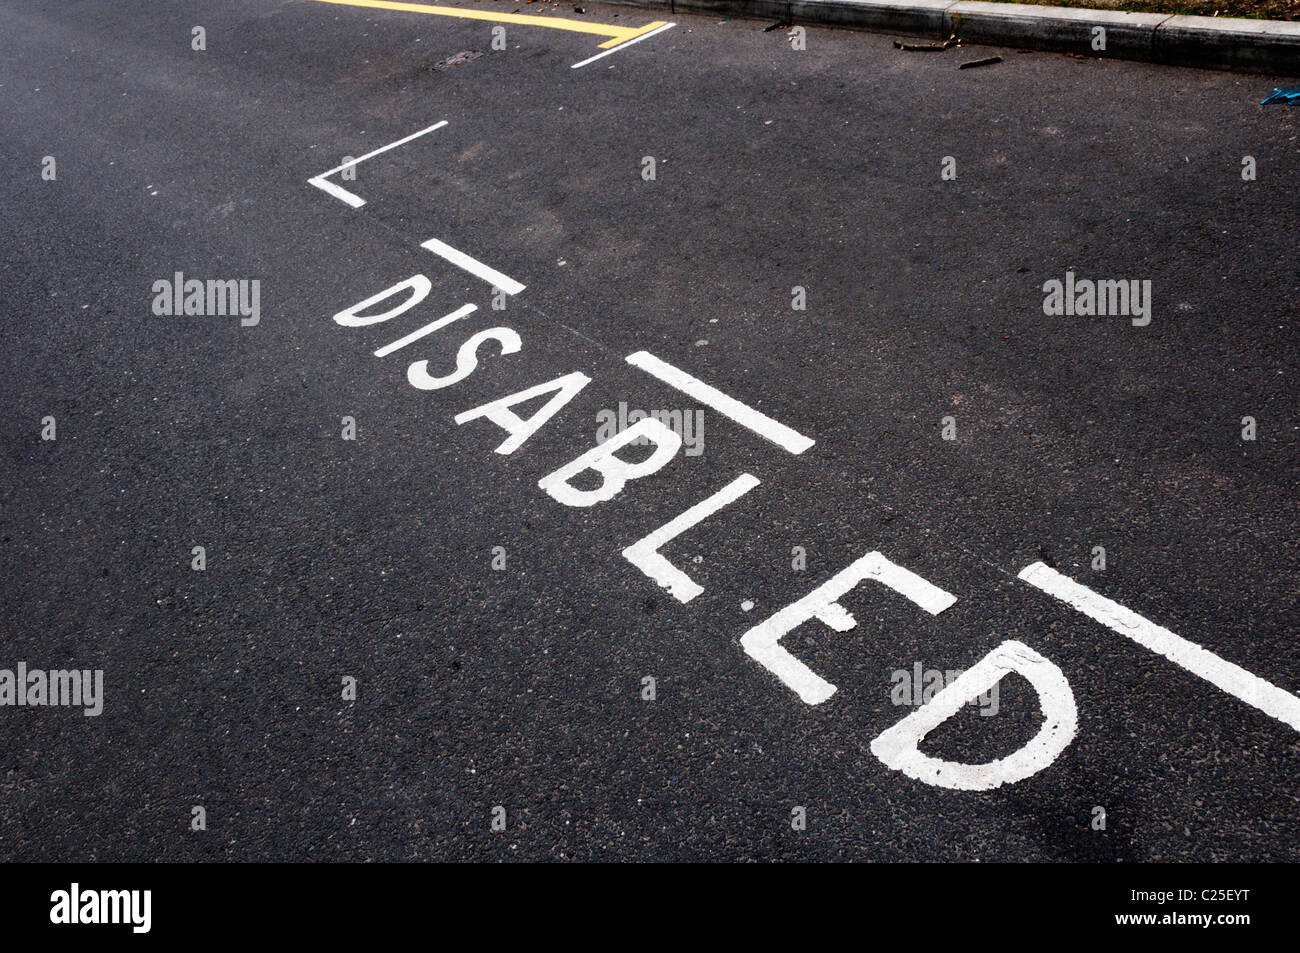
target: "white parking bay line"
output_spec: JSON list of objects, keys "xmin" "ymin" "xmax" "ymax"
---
[
  {"xmin": 571, "ymin": 22, "xmax": 676, "ymax": 70},
  {"xmin": 308, "ymin": 175, "xmax": 368, "ymax": 209},
  {"xmin": 319, "ymin": 121, "xmax": 448, "ymax": 179},
  {"xmin": 1018, "ymin": 562, "xmax": 1300, "ymax": 732},
  {"xmin": 625, "ymin": 351, "xmax": 814, "ymax": 454},
  {"xmin": 420, "ymin": 239, "xmax": 526, "ymax": 295},
  {"xmin": 308, "ymin": 120, "xmax": 448, "ymax": 208}
]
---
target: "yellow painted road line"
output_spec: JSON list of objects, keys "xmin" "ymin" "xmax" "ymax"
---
[
  {"xmin": 593, "ymin": 17, "xmax": 670, "ymax": 49},
  {"xmin": 310, "ymin": 0, "xmax": 668, "ymax": 50}
]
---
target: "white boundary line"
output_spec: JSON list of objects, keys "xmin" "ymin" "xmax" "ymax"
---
[
  {"xmin": 421, "ymin": 239, "xmax": 526, "ymax": 295},
  {"xmin": 307, "ymin": 175, "xmax": 367, "ymax": 209},
  {"xmin": 571, "ymin": 22, "xmax": 676, "ymax": 69},
  {"xmin": 625, "ymin": 351, "xmax": 814, "ymax": 454},
  {"xmin": 1018, "ymin": 562, "xmax": 1300, "ymax": 732},
  {"xmin": 308, "ymin": 120, "xmax": 448, "ymax": 208}
]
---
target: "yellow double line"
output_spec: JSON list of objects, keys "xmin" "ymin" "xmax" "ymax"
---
[{"xmin": 311, "ymin": 0, "xmax": 670, "ymax": 51}]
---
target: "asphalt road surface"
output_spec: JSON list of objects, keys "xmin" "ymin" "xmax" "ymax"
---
[{"xmin": 1, "ymin": 0, "xmax": 1297, "ymax": 862}]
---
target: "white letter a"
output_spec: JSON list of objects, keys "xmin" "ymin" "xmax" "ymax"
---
[{"xmin": 454, "ymin": 372, "xmax": 590, "ymax": 454}]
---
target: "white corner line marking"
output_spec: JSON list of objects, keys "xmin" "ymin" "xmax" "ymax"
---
[
  {"xmin": 1018, "ymin": 561, "xmax": 1300, "ymax": 733},
  {"xmin": 625, "ymin": 351, "xmax": 814, "ymax": 454},
  {"xmin": 374, "ymin": 303, "xmax": 477, "ymax": 357},
  {"xmin": 571, "ymin": 22, "xmax": 676, "ymax": 69},
  {"xmin": 421, "ymin": 239, "xmax": 526, "ymax": 295},
  {"xmin": 308, "ymin": 120, "xmax": 449, "ymax": 208},
  {"xmin": 307, "ymin": 175, "xmax": 366, "ymax": 208}
]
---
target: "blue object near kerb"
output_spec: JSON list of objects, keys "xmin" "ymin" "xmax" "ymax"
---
[{"xmin": 1261, "ymin": 84, "xmax": 1300, "ymax": 105}]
